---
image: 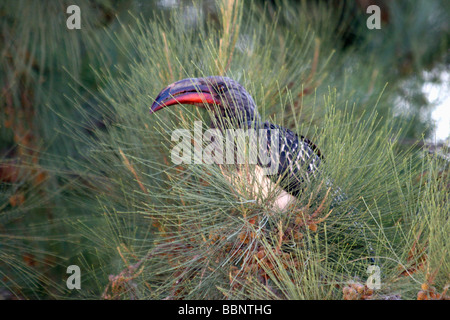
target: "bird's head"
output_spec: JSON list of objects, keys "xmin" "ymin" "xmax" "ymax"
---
[{"xmin": 150, "ymin": 76, "xmax": 260, "ymax": 128}]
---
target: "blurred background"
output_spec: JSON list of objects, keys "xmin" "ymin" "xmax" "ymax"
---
[{"xmin": 0, "ymin": 0, "xmax": 448, "ymax": 299}]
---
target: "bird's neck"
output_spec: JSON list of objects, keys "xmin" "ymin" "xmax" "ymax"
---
[{"xmin": 210, "ymin": 111, "xmax": 262, "ymax": 131}]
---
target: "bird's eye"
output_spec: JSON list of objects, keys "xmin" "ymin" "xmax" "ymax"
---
[{"xmin": 214, "ymin": 83, "xmax": 228, "ymax": 94}]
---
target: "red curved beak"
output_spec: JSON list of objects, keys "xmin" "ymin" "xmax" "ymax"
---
[{"xmin": 150, "ymin": 78, "xmax": 220, "ymax": 114}]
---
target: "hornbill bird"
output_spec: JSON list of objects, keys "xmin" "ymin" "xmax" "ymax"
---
[
  {"xmin": 150, "ymin": 76, "xmax": 325, "ymax": 208},
  {"xmin": 150, "ymin": 76, "xmax": 374, "ymax": 259}
]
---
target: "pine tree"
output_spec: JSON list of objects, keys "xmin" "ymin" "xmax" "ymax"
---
[{"xmin": 0, "ymin": 0, "xmax": 448, "ymax": 300}]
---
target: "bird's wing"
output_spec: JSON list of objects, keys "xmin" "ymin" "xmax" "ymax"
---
[
  {"xmin": 259, "ymin": 122, "xmax": 322, "ymax": 198},
  {"xmin": 258, "ymin": 122, "xmax": 374, "ymax": 260}
]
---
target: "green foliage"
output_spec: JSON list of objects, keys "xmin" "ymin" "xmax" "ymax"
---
[{"xmin": 0, "ymin": 0, "xmax": 448, "ymax": 299}]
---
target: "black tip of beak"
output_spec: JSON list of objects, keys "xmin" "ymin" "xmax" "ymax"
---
[{"xmin": 150, "ymin": 86, "xmax": 171, "ymax": 114}]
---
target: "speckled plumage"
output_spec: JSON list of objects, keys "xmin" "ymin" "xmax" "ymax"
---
[{"xmin": 258, "ymin": 121, "xmax": 322, "ymax": 198}]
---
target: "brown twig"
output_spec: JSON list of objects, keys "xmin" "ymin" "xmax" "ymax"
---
[
  {"xmin": 118, "ymin": 148, "xmax": 148, "ymax": 194},
  {"xmin": 162, "ymin": 32, "xmax": 174, "ymax": 81}
]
